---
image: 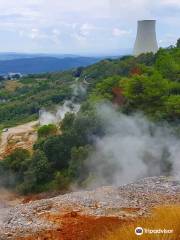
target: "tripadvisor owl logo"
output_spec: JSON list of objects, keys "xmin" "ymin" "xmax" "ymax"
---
[{"xmin": 135, "ymin": 227, "xmax": 144, "ymax": 236}]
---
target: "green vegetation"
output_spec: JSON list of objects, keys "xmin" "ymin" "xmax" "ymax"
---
[
  {"xmin": 0, "ymin": 39, "xmax": 179, "ymax": 194},
  {"xmin": 0, "ymin": 110, "xmax": 102, "ymax": 193},
  {"xmin": 38, "ymin": 124, "xmax": 58, "ymax": 138},
  {"xmin": 121, "ymin": 72, "xmax": 178, "ymax": 120},
  {"xmin": 0, "ymin": 72, "xmax": 73, "ymax": 128}
]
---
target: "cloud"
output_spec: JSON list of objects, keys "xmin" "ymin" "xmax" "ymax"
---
[
  {"xmin": 159, "ymin": 34, "xmax": 178, "ymax": 46},
  {"xmin": 19, "ymin": 27, "xmax": 62, "ymax": 46},
  {"xmin": 70, "ymin": 23, "xmax": 95, "ymax": 42},
  {"xmin": 30, "ymin": 28, "xmax": 39, "ymax": 39},
  {"xmin": 112, "ymin": 28, "xmax": 131, "ymax": 37},
  {"xmin": 79, "ymin": 24, "xmax": 96, "ymax": 37},
  {"xmin": 0, "ymin": 0, "xmax": 179, "ymax": 53},
  {"xmin": 162, "ymin": 0, "xmax": 180, "ymax": 7}
]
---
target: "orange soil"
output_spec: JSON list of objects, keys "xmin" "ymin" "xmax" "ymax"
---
[{"xmin": 17, "ymin": 213, "xmax": 129, "ymax": 240}]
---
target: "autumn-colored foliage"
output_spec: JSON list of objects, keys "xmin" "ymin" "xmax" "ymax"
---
[
  {"xmin": 131, "ymin": 66, "xmax": 142, "ymax": 76},
  {"xmin": 112, "ymin": 87, "xmax": 124, "ymax": 106}
]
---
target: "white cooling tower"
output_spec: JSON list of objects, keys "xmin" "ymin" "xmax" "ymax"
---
[{"xmin": 133, "ymin": 20, "xmax": 158, "ymax": 56}]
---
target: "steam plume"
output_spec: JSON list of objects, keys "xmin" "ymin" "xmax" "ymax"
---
[
  {"xmin": 86, "ymin": 103, "xmax": 180, "ymax": 187},
  {"xmin": 39, "ymin": 100, "xmax": 80, "ymax": 126}
]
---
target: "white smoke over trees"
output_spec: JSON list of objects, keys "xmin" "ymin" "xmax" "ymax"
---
[
  {"xmin": 39, "ymin": 80, "xmax": 86, "ymax": 126},
  {"xmin": 71, "ymin": 81, "xmax": 87, "ymax": 99},
  {"xmin": 39, "ymin": 101, "xmax": 80, "ymax": 126},
  {"xmin": 85, "ymin": 103, "xmax": 180, "ymax": 187}
]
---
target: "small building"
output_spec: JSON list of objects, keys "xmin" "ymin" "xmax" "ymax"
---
[{"xmin": 7, "ymin": 73, "xmax": 23, "ymax": 80}]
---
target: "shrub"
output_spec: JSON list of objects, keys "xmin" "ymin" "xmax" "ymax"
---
[{"xmin": 38, "ymin": 124, "xmax": 58, "ymax": 138}]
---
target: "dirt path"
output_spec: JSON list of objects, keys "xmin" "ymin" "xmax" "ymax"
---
[{"xmin": 0, "ymin": 121, "xmax": 38, "ymax": 159}]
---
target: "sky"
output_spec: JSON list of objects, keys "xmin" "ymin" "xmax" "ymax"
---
[{"xmin": 0, "ymin": 0, "xmax": 179, "ymax": 55}]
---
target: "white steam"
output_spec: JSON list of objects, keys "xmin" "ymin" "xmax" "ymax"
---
[
  {"xmin": 86, "ymin": 103, "xmax": 180, "ymax": 187},
  {"xmin": 71, "ymin": 81, "xmax": 87, "ymax": 98},
  {"xmin": 39, "ymin": 79, "xmax": 86, "ymax": 126},
  {"xmin": 39, "ymin": 100, "xmax": 80, "ymax": 126}
]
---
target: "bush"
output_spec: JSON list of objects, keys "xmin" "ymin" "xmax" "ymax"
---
[
  {"xmin": 0, "ymin": 148, "xmax": 30, "ymax": 188},
  {"xmin": 38, "ymin": 124, "xmax": 58, "ymax": 138},
  {"xmin": 69, "ymin": 145, "xmax": 91, "ymax": 182},
  {"xmin": 20, "ymin": 150, "xmax": 52, "ymax": 193},
  {"xmin": 52, "ymin": 171, "xmax": 70, "ymax": 190}
]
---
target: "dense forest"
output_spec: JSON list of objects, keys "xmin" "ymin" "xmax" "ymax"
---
[{"xmin": 0, "ymin": 39, "xmax": 179, "ymax": 194}]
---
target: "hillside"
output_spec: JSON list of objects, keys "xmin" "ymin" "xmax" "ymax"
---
[
  {"xmin": 0, "ymin": 39, "xmax": 179, "ymax": 240},
  {"xmin": 0, "ymin": 177, "xmax": 180, "ymax": 240},
  {"xmin": 0, "ymin": 40, "xmax": 179, "ymax": 195},
  {"xmin": 0, "ymin": 56, "xmax": 100, "ymax": 74},
  {"xmin": 0, "ymin": 43, "xmax": 179, "ymax": 128}
]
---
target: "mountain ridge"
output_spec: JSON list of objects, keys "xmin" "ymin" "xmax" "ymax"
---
[{"xmin": 0, "ymin": 56, "xmax": 100, "ymax": 74}]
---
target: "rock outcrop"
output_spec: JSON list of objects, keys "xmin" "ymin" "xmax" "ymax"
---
[{"xmin": 0, "ymin": 176, "xmax": 180, "ymax": 240}]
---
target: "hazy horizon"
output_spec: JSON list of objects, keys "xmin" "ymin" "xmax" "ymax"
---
[{"xmin": 0, "ymin": 49, "xmax": 131, "ymax": 57}]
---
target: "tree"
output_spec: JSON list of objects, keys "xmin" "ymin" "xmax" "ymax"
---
[
  {"xmin": 0, "ymin": 149, "xmax": 30, "ymax": 188},
  {"xmin": 121, "ymin": 72, "xmax": 170, "ymax": 117},
  {"xmin": 166, "ymin": 95, "xmax": 180, "ymax": 121},
  {"xmin": 155, "ymin": 49, "xmax": 179, "ymax": 81},
  {"xmin": 68, "ymin": 146, "xmax": 91, "ymax": 181},
  {"xmin": 43, "ymin": 134, "xmax": 76, "ymax": 170},
  {"xmin": 136, "ymin": 52, "xmax": 156, "ymax": 66},
  {"xmin": 60, "ymin": 113, "xmax": 75, "ymax": 133},
  {"xmin": 90, "ymin": 76, "xmax": 121, "ymax": 102},
  {"xmin": 20, "ymin": 150, "xmax": 51, "ymax": 193},
  {"xmin": 177, "ymin": 38, "xmax": 180, "ymax": 48},
  {"xmin": 53, "ymin": 170, "xmax": 70, "ymax": 190},
  {"xmin": 73, "ymin": 67, "xmax": 84, "ymax": 78},
  {"xmin": 3, "ymin": 148, "xmax": 30, "ymax": 172},
  {"xmin": 38, "ymin": 124, "xmax": 58, "ymax": 138}
]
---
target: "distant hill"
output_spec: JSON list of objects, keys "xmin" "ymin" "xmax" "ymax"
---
[
  {"xmin": 0, "ymin": 53, "xmax": 83, "ymax": 61},
  {"xmin": 0, "ymin": 51, "xmax": 131, "ymax": 61},
  {"xmin": 0, "ymin": 56, "xmax": 100, "ymax": 74}
]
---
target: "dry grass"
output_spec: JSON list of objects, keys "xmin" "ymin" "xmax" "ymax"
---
[
  {"xmin": 5, "ymin": 80, "xmax": 23, "ymax": 92},
  {"xmin": 101, "ymin": 205, "xmax": 180, "ymax": 240}
]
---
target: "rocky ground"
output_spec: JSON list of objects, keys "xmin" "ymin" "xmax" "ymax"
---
[
  {"xmin": 0, "ymin": 121, "xmax": 38, "ymax": 159},
  {"xmin": 0, "ymin": 176, "xmax": 180, "ymax": 240}
]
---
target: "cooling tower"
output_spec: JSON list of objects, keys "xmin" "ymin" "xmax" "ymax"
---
[{"xmin": 133, "ymin": 20, "xmax": 158, "ymax": 56}]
